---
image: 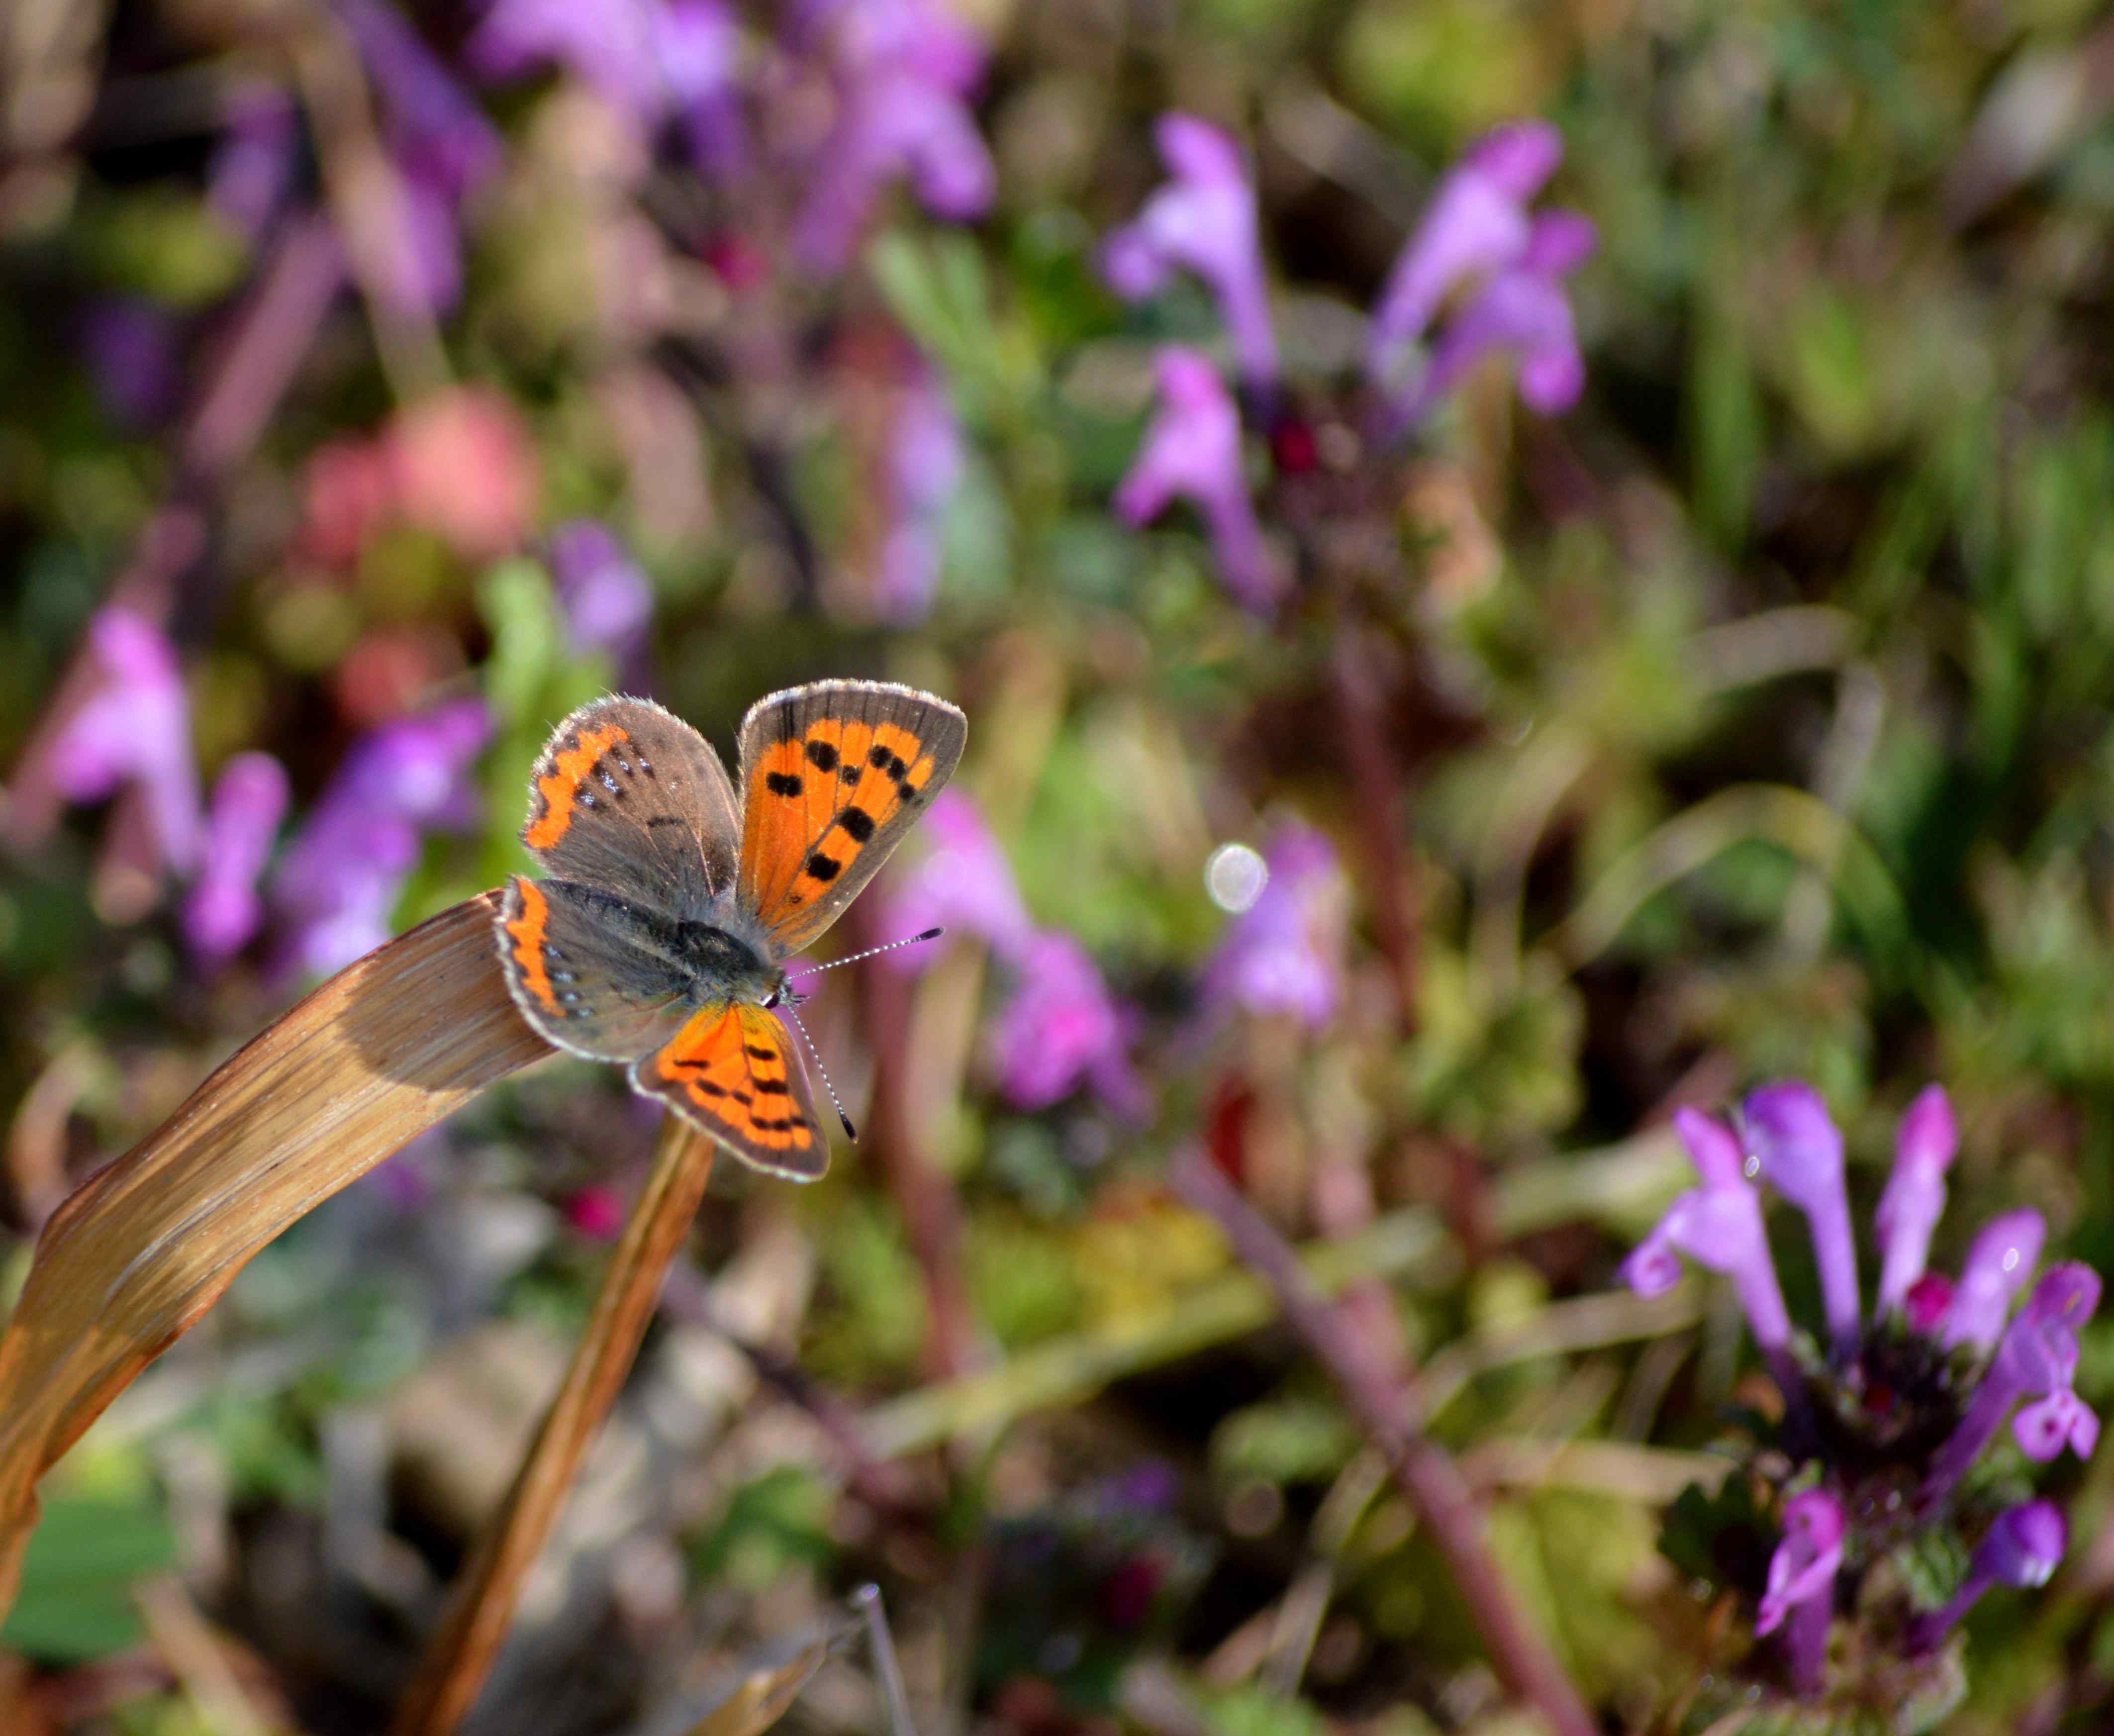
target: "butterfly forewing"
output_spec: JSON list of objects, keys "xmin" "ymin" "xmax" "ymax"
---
[
  {"xmin": 523, "ymin": 696, "xmax": 741, "ymax": 916},
  {"xmin": 631, "ymin": 1002, "xmax": 828, "ymax": 1179},
  {"xmin": 497, "ymin": 875, "xmax": 696, "ymax": 1060},
  {"xmin": 735, "ymin": 680, "xmax": 967, "ymax": 956}
]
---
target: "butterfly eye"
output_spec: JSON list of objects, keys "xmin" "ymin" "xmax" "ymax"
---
[{"xmin": 763, "ymin": 989, "xmax": 780, "ymax": 1009}]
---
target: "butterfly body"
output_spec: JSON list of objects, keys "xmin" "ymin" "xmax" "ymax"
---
[{"xmin": 496, "ymin": 683, "xmax": 966, "ymax": 1179}]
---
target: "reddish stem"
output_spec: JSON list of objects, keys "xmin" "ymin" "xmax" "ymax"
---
[{"xmin": 1171, "ymin": 1147, "xmax": 1597, "ymax": 1736}]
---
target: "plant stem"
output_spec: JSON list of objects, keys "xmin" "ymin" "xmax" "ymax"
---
[
  {"xmin": 1170, "ymin": 1147, "xmax": 1598, "ymax": 1736},
  {"xmin": 390, "ymin": 1117, "xmax": 718, "ymax": 1736}
]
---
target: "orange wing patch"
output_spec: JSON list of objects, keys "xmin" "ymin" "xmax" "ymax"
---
[
  {"xmin": 743, "ymin": 717, "xmax": 939, "ymax": 922},
  {"xmin": 632, "ymin": 1002, "xmax": 825, "ymax": 1178},
  {"xmin": 525, "ymin": 722, "xmax": 631, "ymax": 850},
  {"xmin": 502, "ymin": 875, "xmax": 560, "ymax": 1016}
]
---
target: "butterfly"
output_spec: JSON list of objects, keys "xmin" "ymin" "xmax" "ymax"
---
[{"xmin": 495, "ymin": 682, "xmax": 967, "ymax": 1179}]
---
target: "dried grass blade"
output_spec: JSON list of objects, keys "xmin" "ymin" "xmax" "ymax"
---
[
  {"xmin": 0, "ymin": 892, "xmax": 548, "ymax": 1621},
  {"xmin": 391, "ymin": 1117, "xmax": 717, "ymax": 1736}
]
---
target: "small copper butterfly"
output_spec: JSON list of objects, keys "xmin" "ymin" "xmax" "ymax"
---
[{"xmin": 496, "ymin": 682, "xmax": 967, "ymax": 1179}]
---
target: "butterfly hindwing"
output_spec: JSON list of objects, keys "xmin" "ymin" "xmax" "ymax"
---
[
  {"xmin": 523, "ymin": 696, "xmax": 741, "ymax": 916},
  {"xmin": 496, "ymin": 875, "xmax": 695, "ymax": 1061},
  {"xmin": 735, "ymin": 680, "xmax": 967, "ymax": 955},
  {"xmin": 631, "ymin": 1001, "xmax": 828, "ymax": 1179}
]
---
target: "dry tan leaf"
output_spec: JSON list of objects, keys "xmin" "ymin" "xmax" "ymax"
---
[{"xmin": 0, "ymin": 892, "xmax": 549, "ymax": 1621}]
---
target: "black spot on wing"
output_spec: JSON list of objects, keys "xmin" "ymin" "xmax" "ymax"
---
[
  {"xmin": 840, "ymin": 805, "xmax": 876, "ymax": 842},
  {"xmin": 805, "ymin": 852, "xmax": 842, "ymax": 882},
  {"xmin": 766, "ymin": 771, "xmax": 803, "ymax": 797},
  {"xmin": 805, "ymin": 739, "xmax": 839, "ymax": 772}
]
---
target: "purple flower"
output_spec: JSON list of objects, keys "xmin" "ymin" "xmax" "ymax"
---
[
  {"xmin": 468, "ymin": 0, "xmax": 745, "ymax": 172},
  {"xmin": 876, "ymin": 375, "xmax": 963, "ymax": 623},
  {"xmin": 873, "ymin": 789, "xmax": 1034, "ymax": 968},
  {"xmin": 80, "ymin": 300, "xmax": 184, "ymax": 433},
  {"xmin": 1624, "ymin": 1108, "xmax": 1798, "ymax": 1394},
  {"xmin": 208, "ymin": 83, "xmax": 300, "ymax": 240},
  {"xmin": 1742, "ymin": 1082, "xmax": 1861, "ymax": 1359},
  {"xmin": 1197, "ymin": 824, "xmax": 1347, "ymax": 1029},
  {"xmin": 1927, "ymin": 1263, "xmax": 2101, "ymax": 1504},
  {"xmin": 1874, "ymin": 1085, "xmax": 1958, "ymax": 1319},
  {"xmin": 183, "ymin": 752, "xmax": 290, "ymax": 967},
  {"xmin": 49, "ymin": 609, "xmax": 201, "ymax": 877},
  {"xmin": 1372, "ymin": 121, "xmax": 1592, "ymax": 424},
  {"xmin": 338, "ymin": 0, "xmax": 503, "ymax": 315},
  {"xmin": 1911, "ymin": 1501, "xmax": 2067, "ymax": 1652},
  {"xmin": 991, "ymin": 931, "xmax": 1148, "ymax": 1117},
  {"xmin": 791, "ymin": 0, "xmax": 995, "ymax": 272},
  {"xmin": 1942, "ymin": 1208, "xmax": 2046, "ymax": 1354},
  {"xmin": 270, "ymin": 697, "xmax": 492, "ymax": 976},
  {"xmin": 1756, "ymin": 1489, "xmax": 1843, "ymax": 1695},
  {"xmin": 1101, "ymin": 114, "xmax": 1277, "ymax": 388},
  {"xmin": 1114, "ymin": 348, "xmax": 1280, "ymax": 613},
  {"xmin": 548, "ymin": 520, "xmax": 655, "ymax": 665}
]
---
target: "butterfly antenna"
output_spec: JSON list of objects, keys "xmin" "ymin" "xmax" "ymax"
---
[
  {"xmin": 780, "ymin": 1003, "xmax": 858, "ymax": 1142},
  {"xmin": 806, "ymin": 927, "xmax": 946, "ymax": 972},
  {"xmin": 853, "ymin": 1585, "xmax": 919, "ymax": 1736}
]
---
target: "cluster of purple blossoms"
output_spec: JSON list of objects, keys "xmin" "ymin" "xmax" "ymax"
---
[
  {"xmin": 1623, "ymin": 1081, "xmax": 2097, "ymax": 1702},
  {"xmin": 47, "ymin": 609, "xmax": 289, "ymax": 969},
  {"xmin": 547, "ymin": 519, "xmax": 657, "ymax": 676},
  {"xmin": 269, "ymin": 697, "xmax": 492, "ymax": 978},
  {"xmin": 873, "ymin": 791, "xmax": 1147, "ymax": 1116},
  {"xmin": 1100, "ymin": 114, "xmax": 1592, "ymax": 611}
]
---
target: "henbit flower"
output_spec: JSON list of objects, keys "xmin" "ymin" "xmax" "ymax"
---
[
  {"xmin": 1742, "ymin": 1081, "xmax": 1862, "ymax": 1360},
  {"xmin": 1874, "ymin": 1085, "xmax": 1959, "ymax": 1319},
  {"xmin": 790, "ymin": 0, "xmax": 995, "ymax": 271},
  {"xmin": 1386, "ymin": 208, "xmax": 1594, "ymax": 425},
  {"xmin": 1926, "ymin": 1262, "xmax": 2101, "ymax": 1504},
  {"xmin": 873, "ymin": 789, "xmax": 1035, "ymax": 969},
  {"xmin": 1101, "ymin": 113, "xmax": 1277, "ymax": 388},
  {"xmin": 548, "ymin": 520, "xmax": 655, "ymax": 664},
  {"xmin": 990, "ymin": 931, "xmax": 1149, "ymax": 1118},
  {"xmin": 1624, "ymin": 1108, "xmax": 1800, "ymax": 1397},
  {"xmin": 207, "ymin": 84, "xmax": 300, "ymax": 241},
  {"xmin": 1941, "ymin": 1208, "xmax": 2047, "ymax": 1354},
  {"xmin": 337, "ymin": 0, "xmax": 503, "ymax": 314},
  {"xmin": 270, "ymin": 698, "xmax": 492, "ymax": 977},
  {"xmin": 1196, "ymin": 823, "xmax": 1348, "ymax": 1029},
  {"xmin": 467, "ymin": 0, "xmax": 746, "ymax": 173},
  {"xmin": 183, "ymin": 753, "xmax": 291, "ymax": 967},
  {"xmin": 875, "ymin": 375, "xmax": 963, "ymax": 624},
  {"xmin": 1114, "ymin": 348, "xmax": 1281, "ymax": 613},
  {"xmin": 49, "ymin": 609, "xmax": 202, "ymax": 878},
  {"xmin": 1910, "ymin": 1501, "xmax": 2067, "ymax": 1653},
  {"xmin": 1750, "ymin": 1488, "xmax": 1852, "ymax": 1649}
]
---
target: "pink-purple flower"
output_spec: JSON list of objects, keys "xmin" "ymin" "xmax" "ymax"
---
[
  {"xmin": 1196, "ymin": 824, "xmax": 1347, "ymax": 1029},
  {"xmin": 1370, "ymin": 121, "xmax": 1593, "ymax": 423},
  {"xmin": 1619, "ymin": 1079, "xmax": 2095, "ymax": 1697},
  {"xmin": 790, "ymin": 0, "xmax": 995, "ymax": 272},
  {"xmin": 548, "ymin": 519, "xmax": 655, "ymax": 668},
  {"xmin": 874, "ymin": 789, "xmax": 1035, "ymax": 967},
  {"xmin": 1742, "ymin": 1080, "xmax": 1862, "ymax": 1358},
  {"xmin": 269, "ymin": 697, "xmax": 492, "ymax": 976},
  {"xmin": 876, "ymin": 374, "xmax": 964, "ymax": 623},
  {"xmin": 467, "ymin": 0, "xmax": 746, "ymax": 175},
  {"xmin": 338, "ymin": 0, "xmax": 504, "ymax": 315},
  {"xmin": 184, "ymin": 753, "xmax": 291, "ymax": 968},
  {"xmin": 1101, "ymin": 114, "xmax": 1277, "ymax": 389},
  {"xmin": 49, "ymin": 609, "xmax": 202, "ymax": 878},
  {"xmin": 1115, "ymin": 348, "xmax": 1280, "ymax": 613},
  {"xmin": 1910, "ymin": 1501, "xmax": 2067, "ymax": 1653},
  {"xmin": 990, "ymin": 931, "xmax": 1148, "ymax": 1118}
]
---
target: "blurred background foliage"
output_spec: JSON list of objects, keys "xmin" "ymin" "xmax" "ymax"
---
[{"xmin": 6, "ymin": 0, "xmax": 2114, "ymax": 1732}]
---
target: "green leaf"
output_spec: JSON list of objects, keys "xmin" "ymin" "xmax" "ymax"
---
[{"xmin": 0, "ymin": 1493, "xmax": 176, "ymax": 1662}]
